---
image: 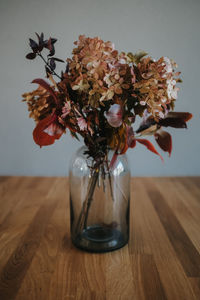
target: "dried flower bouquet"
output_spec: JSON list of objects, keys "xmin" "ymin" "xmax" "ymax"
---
[{"xmin": 22, "ymin": 33, "xmax": 192, "ymax": 235}]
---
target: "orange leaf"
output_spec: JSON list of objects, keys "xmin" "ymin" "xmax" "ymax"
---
[{"xmin": 136, "ymin": 138, "xmax": 163, "ymax": 162}]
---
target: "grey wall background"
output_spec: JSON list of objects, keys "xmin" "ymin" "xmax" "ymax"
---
[{"xmin": 0, "ymin": 0, "xmax": 199, "ymax": 176}]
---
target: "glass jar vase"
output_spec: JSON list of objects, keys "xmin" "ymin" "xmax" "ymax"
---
[{"xmin": 69, "ymin": 146, "xmax": 130, "ymax": 252}]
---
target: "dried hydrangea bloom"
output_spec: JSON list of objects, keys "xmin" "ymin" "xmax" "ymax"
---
[
  {"xmin": 22, "ymin": 87, "xmax": 56, "ymax": 122},
  {"xmin": 134, "ymin": 56, "xmax": 181, "ymax": 119},
  {"xmin": 68, "ymin": 35, "xmax": 134, "ymax": 107}
]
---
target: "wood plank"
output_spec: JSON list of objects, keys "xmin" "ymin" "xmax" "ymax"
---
[
  {"xmin": 0, "ymin": 177, "xmax": 55, "ymax": 272},
  {"xmin": 130, "ymin": 179, "xmax": 196, "ymax": 300},
  {"xmin": 78, "ymin": 252, "xmax": 106, "ymax": 293},
  {"xmin": 0, "ymin": 176, "xmax": 10, "ymax": 184},
  {"xmin": 0, "ymin": 178, "xmax": 58, "ymax": 300},
  {"xmin": 0, "ymin": 177, "xmax": 24, "ymax": 222},
  {"xmin": 105, "ymin": 247, "xmax": 135, "ymax": 300},
  {"xmin": 76, "ymin": 288, "xmax": 106, "ymax": 300},
  {"xmin": 15, "ymin": 178, "xmax": 67, "ymax": 300},
  {"xmin": 130, "ymin": 254, "xmax": 167, "ymax": 300},
  {"xmin": 144, "ymin": 180, "xmax": 200, "ymax": 277},
  {"xmin": 189, "ymin": 278, "xmax": 200, "ymax": 300},
  {"xmin": 151, "ymin": 177, "xmax": 200, "ymax": 253},
  {"xmin": 187, "ymin": 177, "xmax": 200, "ymax": 188},
  {"xmin": 168, "ymin": 178, "xmax": 200, "ymax": 218},
  {"xmin": 0, "ymin": 176, "xmax": 199, "ymax": 300},
  {"xmin": 177, "ymin": 177, "xmax": 200, "ymax": 198},
  {"xmin": 47, "ymin": 179, "xmax": 107, "ymax": 300}
]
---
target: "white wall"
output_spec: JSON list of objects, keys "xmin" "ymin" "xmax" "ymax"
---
[{"xmin": 0, "ymin": 0, "xmax": 199, "ymax": 176}]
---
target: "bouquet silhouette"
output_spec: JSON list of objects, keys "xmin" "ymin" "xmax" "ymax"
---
[{"xmin": 23, "ymin": 33, "xmax": 192, "ymax": 164}]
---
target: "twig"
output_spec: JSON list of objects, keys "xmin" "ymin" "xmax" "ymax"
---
[
  {"xmin": 75, "ymin": 169, "xmax": 99, "ymax": 235},
  {"xmin": 105, "ymin": 158, "xmax": 115, "ymax": 202},
  {"xmin": 38, "ymin": 53, "xmax": 62, "ymax": 80}
]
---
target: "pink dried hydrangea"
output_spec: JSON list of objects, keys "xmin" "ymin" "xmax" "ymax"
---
[
  {"xmin": 68, "ymin": 35, "xmax": 133, "ymax": 107},
  {"xmin": 134, "ymin": 56, "xmax": 181, "ymax": 119}
]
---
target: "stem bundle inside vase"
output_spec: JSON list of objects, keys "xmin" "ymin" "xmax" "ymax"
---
[
  {"xmin": 69, "ymin": 146, "xmax": 130, "ymax": 252},
  {"xmin": 75, "ymin": 168, "xmax": 99, "ymax": 235},
  {"xmin": 74, "ymin": 151, "xmax": 116, "ymax": 236}
]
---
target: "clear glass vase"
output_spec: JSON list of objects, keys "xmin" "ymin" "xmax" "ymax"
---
[{"xmin": 69, "ymin": 146, "xmax": 130, "ymax": 252}]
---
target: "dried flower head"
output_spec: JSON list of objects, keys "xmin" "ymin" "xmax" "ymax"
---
[
  {"xmin": 67, "ymin": 35, "xmax": 133, "ymax": 108},
  {"xmin": 134, "ymin": 56, "xmax": 181, "ymax": 119},
  {"xmin": 22, "ymin": 87, "xmax": 56, "ymax": 122}
]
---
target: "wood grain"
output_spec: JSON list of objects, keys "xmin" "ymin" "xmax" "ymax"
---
[
  {"xmin": 145, "ymin": 184, "xmax": 200, "ymax": 277},
  {"xmin": 130, "ymin": 254, "xmax": 167, "ymax": 300},
  {"xmin": 0, "ymin": 176, "xmax": 199, "ymax": 300},
  {"xmin": 129, "ymin": 179, "xmax": 196, "ymax": 300}
]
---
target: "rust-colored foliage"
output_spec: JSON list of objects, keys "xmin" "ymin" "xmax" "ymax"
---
[
  {"xmin": 22, "ymin": 33, "xmax": 192, "ymax": 163},
  {"xmin": 155, "ymin": 130, "xmax": 172, "ymax": 156},
  {"xmin": 33, "ymin": 113, "xmax": 64, "ymax": 147}
]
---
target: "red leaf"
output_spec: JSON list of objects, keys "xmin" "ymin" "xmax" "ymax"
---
[
  {"xmin": 136, "ymin": 139, "xmax": 163, "ymax": 162},
  {"xmin": 154, "ymin": 130, "xmax": 172, "ymax": 156},
  {"xmin": 32, "ymin": 78, "xmax": 59, "ymax": 106},
  {"xmin": 128, "ymin": 138, "xmax": 136, "ymax": 149},
  {"xmin": 167, "ymin": 112, "xmax": 193, "ymax": 122},
  {"xmin": 33, "ymin": 114, "xmax": 63, "ymax": 147},
  {"xmin": 159, "ymin": 112, "xmax": 193, "ymax": 128},
  {"xmin": 119, "ymin": 125, "xmax": 136, "ymax": 155},
  {"xmin": 47, "ymin": 37, "xmax": 53, "ymax": 51},
  {"xmin": 127, "ymin": 126, "xmax": 136, "ymax": 148}
]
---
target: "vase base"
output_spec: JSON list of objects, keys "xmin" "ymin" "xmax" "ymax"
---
[{"xmin": 72, "ymin": 224, "xmax": 128, "ymax": 253}]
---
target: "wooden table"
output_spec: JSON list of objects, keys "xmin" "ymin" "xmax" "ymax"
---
[{"xmin": 0, "ymin": 177, "xmax": 200, "ymax": 300}]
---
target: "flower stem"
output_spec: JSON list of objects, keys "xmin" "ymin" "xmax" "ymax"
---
[
  {"xmin": 38, "ymin": 53, "xmax": 62, "ymax": 80},
  {"xmin": 74, "ymin": 152, "xmax": 116, "ymax": 237},
  {"xmin": 75, "ymin": 169, "xmax": 99, "ymax": 236}
]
